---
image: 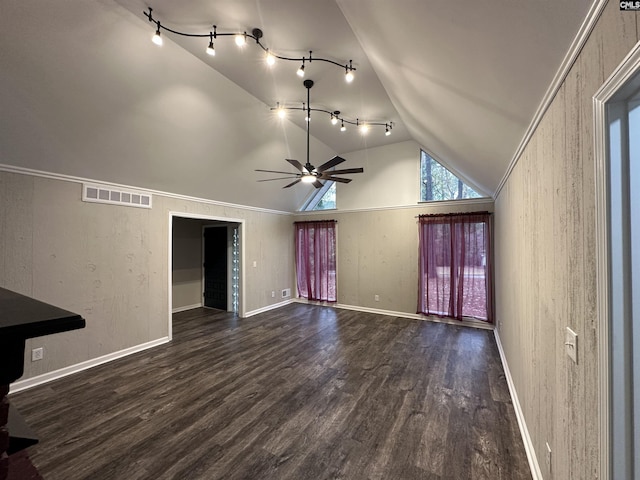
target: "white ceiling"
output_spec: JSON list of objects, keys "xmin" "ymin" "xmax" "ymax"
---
[{"xmin": 114, "ymin": 0, "xmax": 595, "ymax": 196}]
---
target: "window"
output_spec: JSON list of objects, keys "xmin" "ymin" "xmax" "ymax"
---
[
  {"xmin": 294, "ymin": 220, "xmax": 337, "ymax": 302},
  {"xmin": 301, "ymin": 182, "xmax": 336, "ymax": 211},
  {"xmin": 420, "ymin": 150, "xmax": 483, "ymax": 201},
  {"xmin": 417, "ymin": 212, "xmax": 493, "ymax": 322}
]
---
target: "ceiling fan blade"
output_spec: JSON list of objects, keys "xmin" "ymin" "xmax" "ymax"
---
[
  {"xmin": 323, "ymin": 167, "xmax": 364, "ymax": 175},
  {"xmin": 283, "ymin": 179, "xmax": 301, "ymax": 188},
  {"xmin": 313, "ymin": 180, "xmax": 324, "ymax": 189},
  {"xmin": 255, "ymin": 169, "xmax": 299, "ymax": 175},
  {"xmin": 257, "ymin": 177, "xmax": 299, "ymax": 182},
  {"xmin": 315, "ymin": 155, "xmax": 345, "ymax": 173},
  {"xmin": 286, "ymin": 159, "xmax": 305, "ymax": 172},
  {"xmin": 325, "ymin": 176, "xmax": 353, "ymax": 183}
]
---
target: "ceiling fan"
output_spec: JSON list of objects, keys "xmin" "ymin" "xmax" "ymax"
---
[{"xmin": 256, "ymin": 79, "xmax": 364, "ymax": 188}]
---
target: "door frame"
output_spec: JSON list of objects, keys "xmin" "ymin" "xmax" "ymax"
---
[
  {"xmin": 168, "ymin": 212, "xmax": 245, "ymax": 340},
  {"xmin": 593, "ymin": 39, "xmax": 640, "ymax": 480}
]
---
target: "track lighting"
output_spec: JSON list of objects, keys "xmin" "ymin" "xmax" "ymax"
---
[
  {"xmin": 206, "ymin": 33, "xmax": 215, "ymax": 56},
  {"xmin": 345, "ymin": 60, "xmax": 354, "ymax": 83},
  {"xmin": 152, "ymin": 25, "xmax": 163, "ymax": 46},
  {"xmin": 235, "ymin": 33, "xmax": 246, "ymax": 46},
  {"xmin": 143, "ymin": 9, "xmax": 356, "ymax": 82},
  {"xmin": 266, "ymin": 50, "xmax": 275, "ymax": 66},
  {"xmin": 272, "ymin": 102, "xmax": 390, "ymax": 136}
]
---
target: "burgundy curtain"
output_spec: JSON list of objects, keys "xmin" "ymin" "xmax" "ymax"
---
[
  {"xmin": 417, "ymin": 212, "xmax": 493, "ymax": 322},
  {"xmin": 295, "ymin": 220, "xmax": 337, "ymax": 302}
]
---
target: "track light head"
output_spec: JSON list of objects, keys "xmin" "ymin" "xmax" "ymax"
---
[
  {"xmin": 235, "ymin": 32, "xmax": 246, "ymax": 46},
  {"xmin": 206, "ymin": 33, "xmax": 215, "ymax": 56},
  {"xmin": 340, "ymin": 120, "xmax": 346, "ymax": 132},
  {"xmin": 297, "ymin": 62, "xmax": 305, "ymax": 78},
  {"xmin": 152, "ymin": 25, "xmax": 163, "ymax": 46},
  {"xmin": 266, "ymin": 50, "xmax": 275, "ymax": 66},
  {"xmin": 345, "ymin": 60, "xmax": 354, "ymax": 83}
]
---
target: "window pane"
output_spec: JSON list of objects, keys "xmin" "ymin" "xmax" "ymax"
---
[
  {"xmin": 420, "ymin": 151, "xmax": 482, "ymax": 201},
  {"xmin": 314, "ymin": 182, "xmax": 336, "ymax": 210}
]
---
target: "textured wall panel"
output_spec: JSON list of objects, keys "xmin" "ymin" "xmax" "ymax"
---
[{"xmin": 494, "ymin": 3, "xmax": 639, "ymax": 478}]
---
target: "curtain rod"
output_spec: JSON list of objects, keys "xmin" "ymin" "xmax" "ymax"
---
[
  {"xmin": 293, "ymin": 219, "xmax": 338, "ymax": 224},
  {"xmin": 415, "ymin": 211, "xmax": 491, "ymax": 218}
]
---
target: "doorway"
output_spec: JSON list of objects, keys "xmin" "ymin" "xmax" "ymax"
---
[
  {"xmin": 203, "ymin": 226, "xmax": 228, "ymax": 310},
  {"xmin": 594, "ymin": 40, "xmax": 640, "ymax": 480},
  {"xmin": 168, "ymin": 212, "xmax": 245, "ymax": 339}
]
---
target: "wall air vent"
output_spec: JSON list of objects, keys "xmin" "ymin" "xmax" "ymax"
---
[{"xmin": 82, "ymin": 183, "xmax": 152, "ymax": 209}]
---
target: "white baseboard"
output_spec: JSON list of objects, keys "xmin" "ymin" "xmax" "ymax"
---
[
  {"xmin": 172, "ymin": 303, "xmax": 202, "ymax": 313},
  {"xmin": 494, "ymin": 329, "xmax": 542, "ymax": 479},
  {"xmin": 9, "ymin": 337, "xmax": 170, "ymax": 394},
  {"xmin": 244, "ymin": 299, "xmax": 294, "ymax": 318},
  {"xmin": 293, "ymin": 299, "xmax": 494, "ymax": 331}
]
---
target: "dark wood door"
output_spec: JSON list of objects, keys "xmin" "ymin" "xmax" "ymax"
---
[{"xmin": 203, "ymin": 227, "xmax": 227, "ymax": 310}]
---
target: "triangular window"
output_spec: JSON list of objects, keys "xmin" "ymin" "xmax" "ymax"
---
[
  {"xmin": 301, "ymin": 182, "xmax": 336, "ymax": 211},
  {"xmin": 420, "ymin": 151, "xmax": 483, "ymax": 201}
]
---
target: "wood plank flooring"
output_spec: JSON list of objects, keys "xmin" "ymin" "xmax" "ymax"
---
[{"xmin": 9, "ymin": 304, "xmax": 531, "ymax": 480}]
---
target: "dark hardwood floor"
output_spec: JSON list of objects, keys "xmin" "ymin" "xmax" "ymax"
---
[{"xmin": 10, "ymin": 304, "xmax": 531, "ymax": 480}]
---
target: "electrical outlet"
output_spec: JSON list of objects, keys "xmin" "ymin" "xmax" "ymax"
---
[
  {"xmin": 565, "ymin": 327, "xmax": 578, "ymax": 364},
  {"xmin": 32, "ymin": 347, "xmax": 44, "ymax": 362},
  {"xmin": 374, "ymin": 294, "xmax": 379, "ymax": 302},
  {"xmin": 545, "ymin": 442, "xmax": 552, "ymax": 473},
  {"xmin": 271, "ymin": 291, "xmax": 275, "ymax": 298}
]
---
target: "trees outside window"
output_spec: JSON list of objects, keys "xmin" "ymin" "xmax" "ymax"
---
[{"xmin": 420, "ymin": 151, "xmax": 483, "ymax": 202}]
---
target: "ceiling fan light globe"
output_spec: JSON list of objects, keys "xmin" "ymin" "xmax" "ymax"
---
[{"xmin": 301, "ymin": 175, "xmax": 316, "ymax": 184}]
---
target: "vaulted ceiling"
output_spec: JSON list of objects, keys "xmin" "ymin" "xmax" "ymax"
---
[{"xmin": 114, "ymin": 0, "xmax": 595, "ymax": 196}]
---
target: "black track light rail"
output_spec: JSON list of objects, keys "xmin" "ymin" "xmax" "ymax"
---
[
  {"xmin": 144, "ymin": 8, "xmax": 356, "ymax": 74},
  {"xmin": 272, "ymin": 104, "xmax": 393, "ymax": 133}
]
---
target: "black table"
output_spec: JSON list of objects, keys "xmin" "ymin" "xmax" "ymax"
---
[{"xmin": 0, "ymin": 287, "xmax": 85, "ymax": 480}]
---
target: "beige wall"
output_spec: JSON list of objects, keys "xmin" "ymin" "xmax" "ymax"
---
[
  {"xmin": 494, "ymin": 3, "xmax": 639, "ymax": 478},
  {"xmin": 296, "ymin": 200, "xmax": 494, "ymax": 315},
  {"xmin": 0, "ymin": 170, "xmax": 294, "ymax": 383},
  {"xmin": 172, "ymin": 218, "xmax": 205, "ymax": 310}
]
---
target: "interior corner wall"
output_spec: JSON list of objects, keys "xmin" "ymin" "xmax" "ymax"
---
[
  {"xmin": 295, "ymin": 200, "xmax": 494, "ymax": 315},
  {"xmin": 0, "ymin": 170, "xmax": 295, "ymax": 384},
  {"xmin": 493, "ymin": 3, "xmax": 639, "ymax": 478},
  {"xmin": 171, "ymin": 218, "xmax": 210, "ymax": 311}
]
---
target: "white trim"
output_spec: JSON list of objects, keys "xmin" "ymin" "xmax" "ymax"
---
[
  {"xmin": 494, "ymin": 329, "xmax": 543, "ymax": 480},
  {"xmin": 9, "ymin": 337, "xmax": 170, "ymax": 394},
  {"xmin": 244, "ymin": 299, "xmax": 294, "ymax": 317},
  {"xmin": 172, "ymin": 303, "xmax": 202, "ymax": 314},
  {"xmin": 0, "ymin": 163, "xmax": 291, "ymax": 216},
  {"xmin": 494, "ymin": 0, "xmax": 608, "ymax": 199},
  {"xmin": 593, "ymin": 38, "xmax": 640, "ymax": 480},
  {"xmin": 293, "ymin": 298, "xmax": 494, "ymax": 331},
  {"xmin": 294, "ymin": 197, "xmax": 494, "ymax": 216}
]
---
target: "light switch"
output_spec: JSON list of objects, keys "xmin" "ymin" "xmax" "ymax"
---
[{"xmin": 565, "ymin": 327, "xmax": 578, "ymax": 364}]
